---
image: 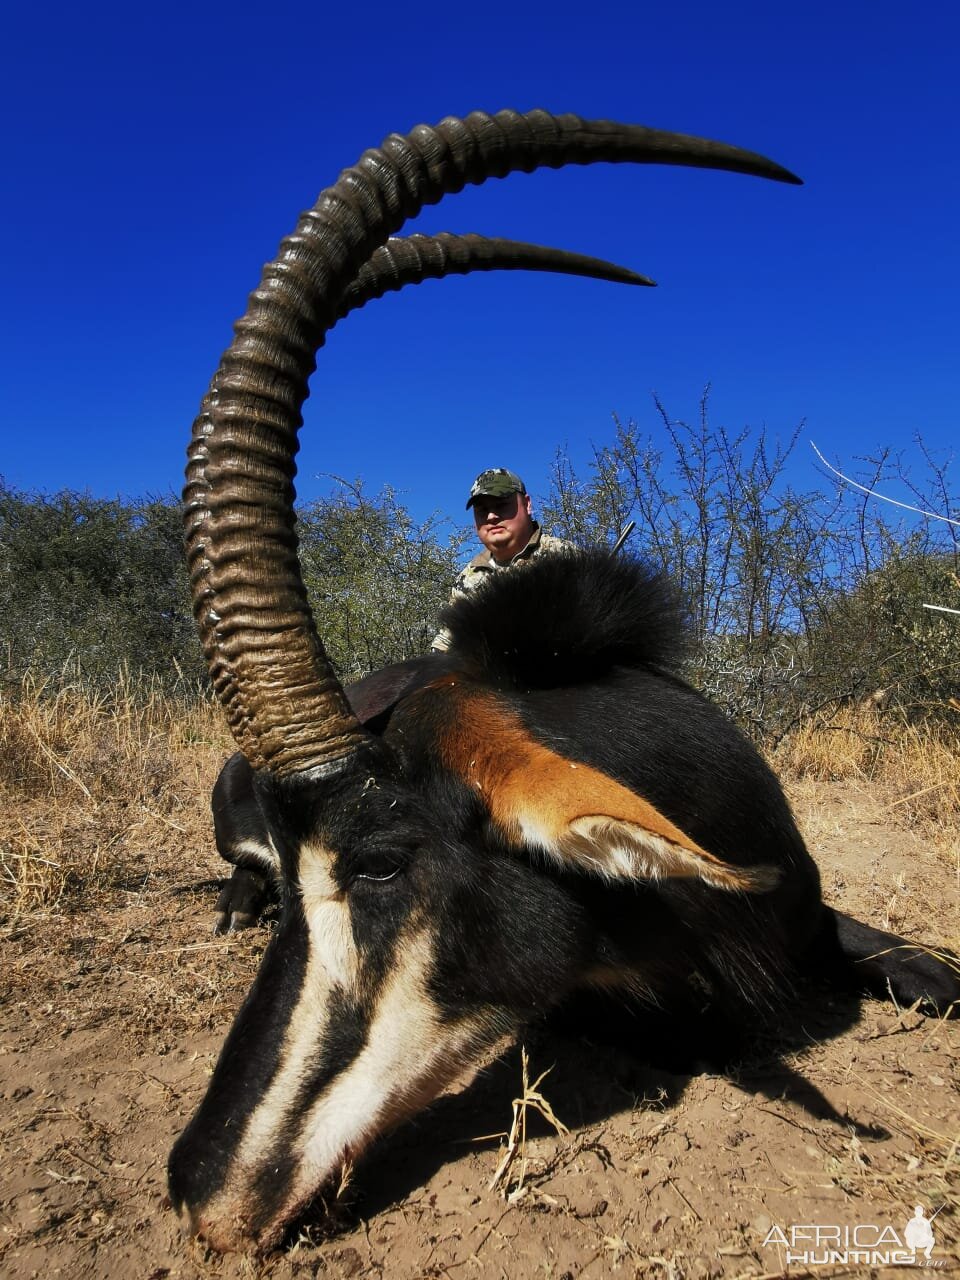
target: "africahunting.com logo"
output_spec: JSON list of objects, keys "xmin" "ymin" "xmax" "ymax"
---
[{"xmin": 762, "ymin": 1205, "xmax": 947, "ymax": 1267}]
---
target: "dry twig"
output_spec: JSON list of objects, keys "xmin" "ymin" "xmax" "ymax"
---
[{"xmin": 488, "ymin": 1047, "xmax": 568, "ymax": 1200}]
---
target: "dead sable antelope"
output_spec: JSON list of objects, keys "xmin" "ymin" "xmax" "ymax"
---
[{"xmin": 169, "ymin": 110, "xmax": 960, "ymax": 1253}]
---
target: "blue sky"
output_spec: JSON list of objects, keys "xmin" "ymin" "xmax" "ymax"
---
[{"xmin": 3, "ymin": 1, "xmax": 958, "ymax": 530}]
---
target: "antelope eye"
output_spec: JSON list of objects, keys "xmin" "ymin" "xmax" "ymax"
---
[
  {"xmin": 352, "ymin": 850, "xmax": 407, "ymax": 884},
  {"xmin": 354, "ymin": 864, "xmax": 402, "ymax": 884}
]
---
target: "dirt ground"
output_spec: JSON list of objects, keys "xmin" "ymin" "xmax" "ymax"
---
[{"xmin": 1, "ymin": 776, "xmax": 957, "ymax": 1279}]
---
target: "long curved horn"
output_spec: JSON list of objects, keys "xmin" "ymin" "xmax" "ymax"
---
[
  {"xmin": 187, "ymin": 232, "xmax": 652, "ymax": 773},
  {"xmin": 336, "ymin": 232, "xmax": 656, "ymax": 317},
  {"xmin": 184, "ymin": 109, "xmax": 801, "ymax": 777}
]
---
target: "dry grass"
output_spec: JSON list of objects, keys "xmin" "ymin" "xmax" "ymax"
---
[
  {"xmin": 487, "ymin": 1047, "xmax": 569, "ymax": 1200},
  {"xmin": 0, "ymin": 667, "xmax": 230, "ymax": 918},
  {"xmin": 3, "ymin": 667, "xmax": 958, "ymax": 919},
  {"xmin": 773, "ymin": 706, "xmax": 960, "ymax": 840}
]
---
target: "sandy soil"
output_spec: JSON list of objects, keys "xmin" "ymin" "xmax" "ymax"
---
[{"xmin": 1, "ymin": 776, "xmax": 957, "ymax": 1279}]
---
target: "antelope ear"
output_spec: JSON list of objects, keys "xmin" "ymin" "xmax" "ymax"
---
[
  {"xmin": 436, "ymin": 686, "xmax": 778, "ymax": 893},
  {"xmin": 545, "ymin": 813, "xmax": 779, "ymax": 892}
]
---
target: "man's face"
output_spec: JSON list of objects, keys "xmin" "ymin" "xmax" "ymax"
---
[{"xmin": 471, "ymin": 491, "xmax": 535, "ymax": 562}]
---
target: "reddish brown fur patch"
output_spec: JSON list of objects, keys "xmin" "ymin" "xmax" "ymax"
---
[{"xmin": 428, "ymin": 681, "xmax": 772, "ymax": 889}]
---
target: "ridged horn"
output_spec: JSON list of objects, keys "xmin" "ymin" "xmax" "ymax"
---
[
  {"xmin": 186, "ymin": 232, "xmax": 651, "ymax": 774},
  {"xmin": 184, "ymin": 109, "xmax": 801, "ymax": 777},
  {"xmin": 336, "ymin": 233, "xmax": 656, "ymax": 317}
]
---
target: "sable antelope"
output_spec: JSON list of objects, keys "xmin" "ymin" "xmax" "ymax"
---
[{"xmin": 170, "ymin": 110, "xmax": 960, "ymax": 1252}]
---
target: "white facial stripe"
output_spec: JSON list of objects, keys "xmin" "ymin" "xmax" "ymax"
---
[
  {"xmin": 286, "ymin": 931, "xmax": 496, "ymax": 1215},
  {"xmin": 194, "ymin": 928, "xmax": 343, "ymax": 1238},
  {"xmin": 196, "ymin": 881, "xmax": 507, "ymax": 1243},
  {"xmin": 222, "ymin": 845, "xmax": 356, "ymax": 1178},
  {"xmin": 298, "ymin": 846, "xmax": 358, "ymax": 989},
  {"xmin": 198, "ymin": 921, "xmax": 499, "ymax": 1243}
]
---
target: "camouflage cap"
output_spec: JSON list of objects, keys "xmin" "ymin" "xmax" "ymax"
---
[{"xmin": 466, "ymin": 468, "xmax": 527, "ymax": 509}]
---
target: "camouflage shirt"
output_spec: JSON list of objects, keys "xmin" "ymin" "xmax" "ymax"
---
[{"xmin": 430, "ymin": 524, "xmax": 573, "ymax": 652}]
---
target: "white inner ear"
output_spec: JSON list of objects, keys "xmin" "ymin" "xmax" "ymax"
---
[
  {"xmin": 230, "ymin": 835, "xmax": 281, "ymax": 877},
  {"xmin": 559, "ymin": 816, "xmax": 780, "ymax": 892}
]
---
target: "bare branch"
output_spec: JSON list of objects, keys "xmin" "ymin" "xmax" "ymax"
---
[{"xmin": 811, "ymin": 442, "xmax": 960, "ymax": 528}]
